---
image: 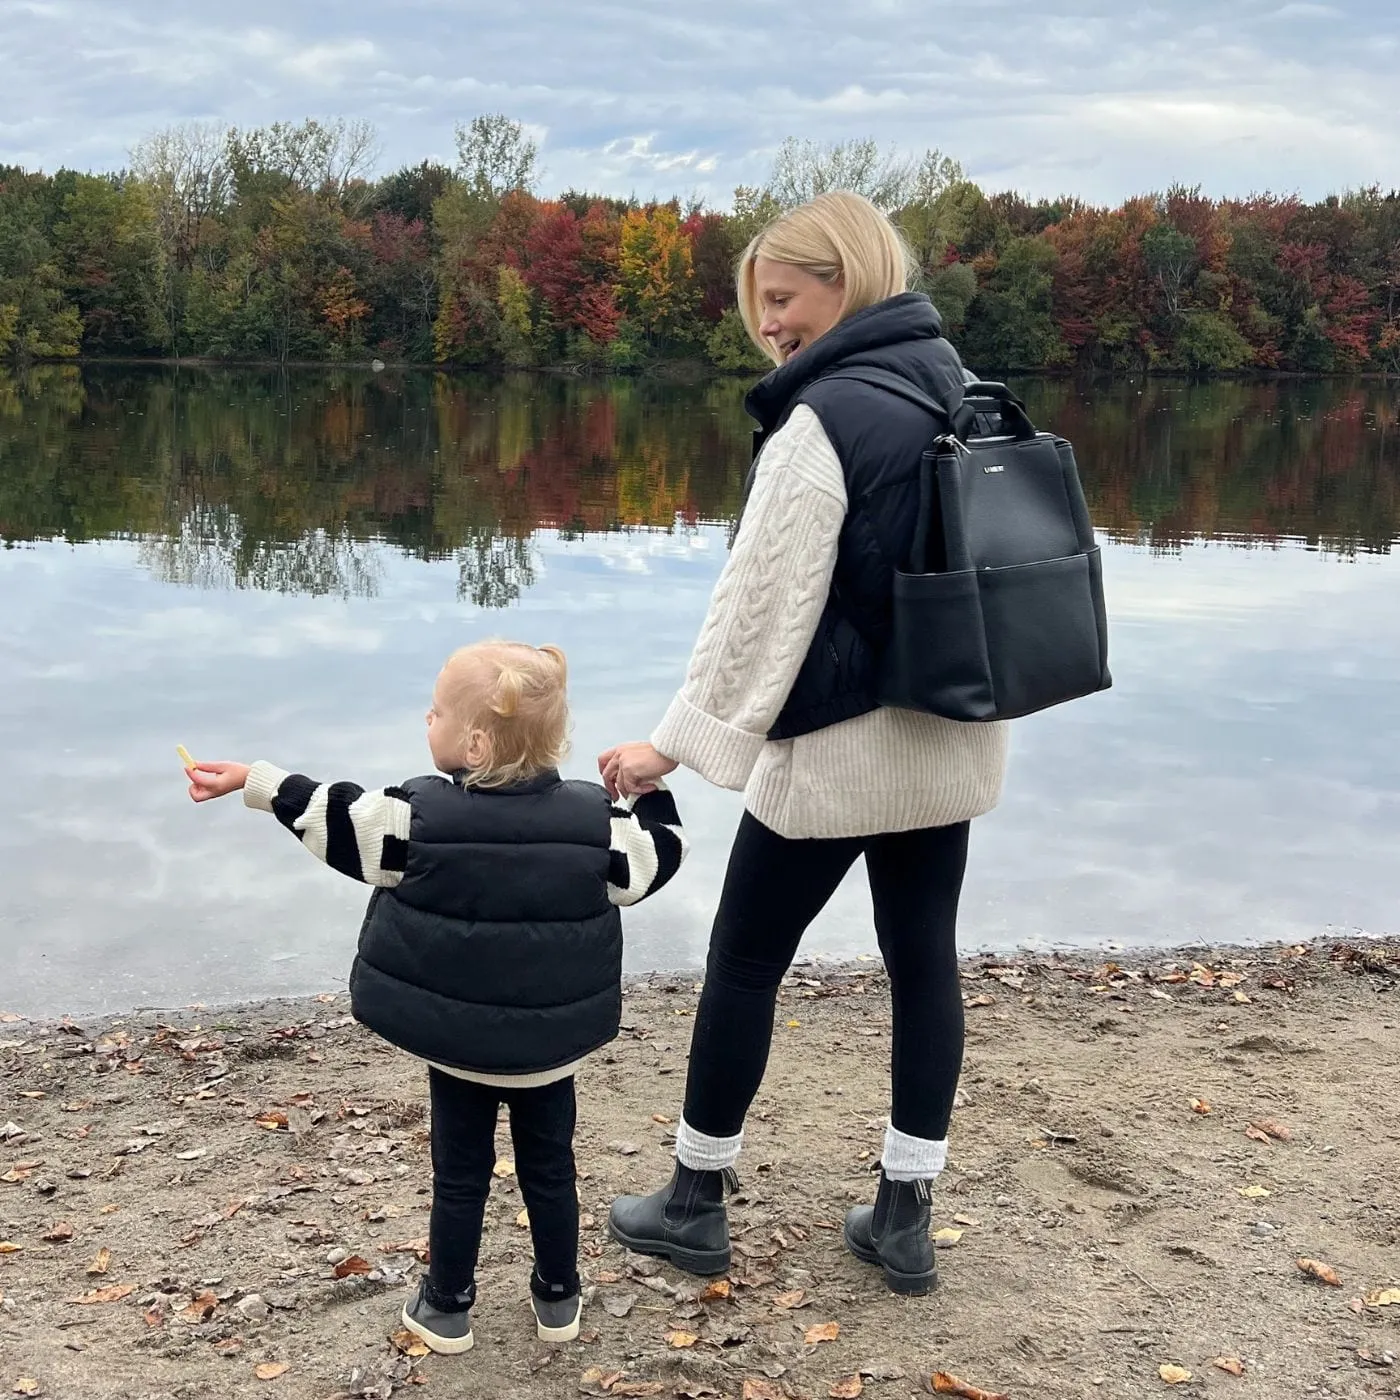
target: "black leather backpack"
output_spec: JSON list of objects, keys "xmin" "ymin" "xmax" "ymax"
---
[{"xmin": 822, "ymin": 368, "xmax": 1112, "ymax": 722}]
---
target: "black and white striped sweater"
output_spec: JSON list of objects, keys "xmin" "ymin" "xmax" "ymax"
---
[{"xmin": 242, "ymin": 760, "xmax": 685, "ymax": 907}]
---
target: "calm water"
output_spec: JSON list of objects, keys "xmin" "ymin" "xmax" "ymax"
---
[{"xmin": 2, "ymin": 366, "xmax": 1398, "ymax": 1017}]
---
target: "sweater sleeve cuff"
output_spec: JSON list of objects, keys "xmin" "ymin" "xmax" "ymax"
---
[
  {"xmin": 651, "ymin": 692, "xmax": 766, "ymax": 793},
  {"xmin": 243, "ymin": 761, "xmax": 290, "ymax": 813}
]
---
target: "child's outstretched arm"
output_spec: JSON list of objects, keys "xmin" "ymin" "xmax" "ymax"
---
[
  {"xmin": 187, "ymin": 760, "xmax": 410, "ymax": 888},
  {"xmin": 607, "ymin": 782, "xmax": 687, "ymax": 907}
]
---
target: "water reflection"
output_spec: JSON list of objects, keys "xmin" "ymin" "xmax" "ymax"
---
[
  {"xmin": 2, "ymin": 366, "xmax": 1398, "ymax": 1018},
  {"xmin": 3, "ymin": 368, "xmax": 1396, "ymax": 594}
]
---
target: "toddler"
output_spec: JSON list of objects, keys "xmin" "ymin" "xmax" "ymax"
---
[{"xmin": 185, "ymin": 641, "xmax": 686, "ymax": 1353}]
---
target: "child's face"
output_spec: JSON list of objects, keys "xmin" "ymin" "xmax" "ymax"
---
[{"xmin": 426, "ymin": 662, "xmax": 488, "ymax": 774}]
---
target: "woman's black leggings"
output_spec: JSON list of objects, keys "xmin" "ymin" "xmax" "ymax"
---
[{"xmin": 683, "ymin": 812, "xmax": 970, "ymax": 1143}]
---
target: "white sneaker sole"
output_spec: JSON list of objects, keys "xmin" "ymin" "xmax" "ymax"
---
[
  {"xmin": 532, "ymin": 1296, "xmax": 581, "ymax": 1343},
  {"xmin": 400, "ymin": 1301, "xmax": 475, "ymax": 1354}
]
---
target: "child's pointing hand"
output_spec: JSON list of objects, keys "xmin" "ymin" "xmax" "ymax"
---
[{"xmin": 186, "ymin": 761, "xmax": 251, "ymax": 803}]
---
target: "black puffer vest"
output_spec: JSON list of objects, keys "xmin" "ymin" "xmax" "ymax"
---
[
  {"xmin": 347, "ymin": 769, "xmax": 622, "ymax": 1077},
  {"xmin": 744, "ymin": 293, "xmax": 968, "ymax": 740}
]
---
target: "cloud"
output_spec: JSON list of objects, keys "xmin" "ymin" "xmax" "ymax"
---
[{"xmin": 3, "ymin": 0, "xmax": 1398, "ymax": 210}]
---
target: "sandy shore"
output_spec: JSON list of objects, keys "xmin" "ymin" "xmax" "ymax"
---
[{"xmin": 2, "ymin": 937, "xmax": 1398, "ymax": 1400}]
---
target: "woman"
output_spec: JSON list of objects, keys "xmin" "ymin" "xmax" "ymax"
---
[{"xmin": 598, "ymin": 192, "xmax": 1007, "ymax": 1297}]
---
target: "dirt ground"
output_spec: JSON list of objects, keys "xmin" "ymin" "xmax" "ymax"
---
[{"xmin": 2, "ymin": 938, "xmax": 1399, "ymax": 1400}]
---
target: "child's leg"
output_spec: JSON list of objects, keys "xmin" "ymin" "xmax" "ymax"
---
[
  {"xmin": 425, "ymin": 1067, "xmax": 500, "ymax": 1309},
  {"xmin": 505, "ymin": 1076, "xmax": 580, "ymax": 1298}
]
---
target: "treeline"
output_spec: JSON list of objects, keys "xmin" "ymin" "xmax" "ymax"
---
[{"xmin": 2, "ymin": 116, "xmax": 1398, "ymax": 374}]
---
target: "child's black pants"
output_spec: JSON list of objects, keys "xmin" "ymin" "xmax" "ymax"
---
[{"xmin": 424, "ymin": 1068, "xmax": 579, "ymax": 1309}]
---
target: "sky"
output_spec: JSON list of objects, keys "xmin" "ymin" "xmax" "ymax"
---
[{"xmin": 4, "ymin": 0, "xmax": 1398, "ymax": 208}]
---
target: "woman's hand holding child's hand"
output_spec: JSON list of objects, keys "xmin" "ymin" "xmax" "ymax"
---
[
  {"xmin": 598, "ymin": 742, "xmax": 678, "ymax": 800},
  {"xmin": 186, "ymin": 761, "xmax": 251, "ymax": 803}
]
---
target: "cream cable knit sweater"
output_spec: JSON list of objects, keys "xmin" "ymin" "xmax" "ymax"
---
[{"xmin": 651, "ymin": 405, "xmax": 1008, "ymax": 840}]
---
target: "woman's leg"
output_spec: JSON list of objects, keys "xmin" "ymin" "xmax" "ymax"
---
[
  {"xmin": 425, "ymin": 1068, "xmax": 500, "ymax": 1308},
  {"xmin": 864, "ymin": 820, "xmax": 971, "ymax": 1172},
  {"xmin": 842, "ymin": 820, "xmax": 970, "ymax": 1296},
  {"xmin": 678, "ymin": 811, "xmax": 864, "ymax": 1166},
  {"xmin": 504, "ymin": 1076, "xmax": 580, "ymax": 1299}
]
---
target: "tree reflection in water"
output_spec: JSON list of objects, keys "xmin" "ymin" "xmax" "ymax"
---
[{"xmin": 1, "ymin": 366, "xmax": 1397, "ymax": 607}]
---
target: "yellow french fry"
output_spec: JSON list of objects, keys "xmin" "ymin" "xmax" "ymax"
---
[{"xmin": 176, "ymin": 744, "xmax": 197, "ymax": 770}]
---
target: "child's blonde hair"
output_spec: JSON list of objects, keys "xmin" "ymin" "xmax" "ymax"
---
[
  {"xmin": 736, "ymin": 191, "xmax": 917, "ymax": 364},
  {"xmin": 440, "ymin": 640, "xmax": 571, "ymax": 788}
]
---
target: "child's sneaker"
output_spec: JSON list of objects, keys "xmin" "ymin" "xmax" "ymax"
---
[
  {"xmin": 401, "ymin": 1280, "xmax": 475, "ymax": 1354},
  {"xmin": 531, "ymin": 1288, "xmax": 582, "ymax": 1343}
]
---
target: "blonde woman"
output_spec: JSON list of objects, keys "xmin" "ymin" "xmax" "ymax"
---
[{"xmin": 599, "ymin": 192, "xmax": 1007, "ymax": 1296}]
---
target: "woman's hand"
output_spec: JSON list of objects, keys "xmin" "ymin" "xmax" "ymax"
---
[
  {"xmin": 186, "ymin": 761, "xmax": 251, "ymax": 803},
  {"xmin": 598, "ymin": 742, "xmax": 678, "ymax": 800}
]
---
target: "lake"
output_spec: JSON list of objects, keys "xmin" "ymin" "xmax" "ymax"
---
[{"xmin": 2, "ymin": 365, "xmax": 1397, "ymax": 1017}]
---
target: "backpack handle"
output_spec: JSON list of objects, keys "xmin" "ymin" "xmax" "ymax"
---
[{"xmin": 954, "ymin": 381, "xmax": 1038, "ymax": 442}]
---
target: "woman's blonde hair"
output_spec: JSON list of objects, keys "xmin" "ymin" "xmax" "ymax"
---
[
  {"xmin": 440, "ymin": 640, "xmax": 571, "ymax": 789},
  {"xmin": 737, "ymin": 191, "xmax": 917, "ymax": 364}
]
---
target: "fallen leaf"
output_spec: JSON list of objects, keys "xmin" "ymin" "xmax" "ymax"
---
[
  {"xmin": 1248, "ymin": 1119, "xmax": 1291, "ymax": 1142},
  {"xmin": 742, "ymin": 1382, "xmax": 786, "ymax": 1400},
  {"xmin": 579, "ymin": 1368, "xmax": 625, "ymax": 1393},
  {"xmin": 212, "ymin": 1338, "xmax": 243, "ymax": 1356},
  {"xmin": 516, "ymin": 1207, "xmax": 530, "ymax": 1228},
  {"xmin": 831, "ymin": 1378, "xmax": 864, "ymax": 1399},
  {"xmin": 651, "ymin": 1114, "xmax": 672, "ymax": 1124},
  {"xmin": 86, "ymin": 1248, "xmax": 110, "ymax": 1276},
  {"xmin": 69, "ymin": 1284, "xmax": 136, "ymax": 1304},
  {"xmin": 175, "ymin": 1149, "xmax": 207, "ymax": 1161},
  {"xmin": 697, "ymin": 1279, "xmax": 731, "ymax": 1302},
  {"xmin": 610, "ymin": 1384, "xmax": 664, "ymax": 1398},
  {"xmin": 1233, "ymin": 991, "xmax": 1252, "ymax": 1003},
  {"xmin": 965, "ymin": 994, "xmax": 996, "ymax": 1008},
  {"xmin": 1237, "ymin": 1185, "xmax": 1271, "ymax": 1199},
  {"xmin": 1189, "ymin": 1098, "xmax": 1212, "ymax": 1115},
  {"xmin": 253, "ymin": 1362, "xmax": 289, "ymax": 1380},
  {"xmin": 13, "ymin": 1381, "xmax": 41, "ymax": 1397},
  {"xmin": 390, "ymin": 1328, "xmax": 430, "ymax": 1357},
  {"xmin": 666, "ymin": 1331, "xmax": 698, "ymax": 1348},
  {"xmin": 179, "ymin": 1289, "xmax": 219, "ymax": 1322},
  {"xmin": 1366, "ymin": 1288, "xmax": 1400, "ymax": 1307},
  {"xmin": 18, "ymin": 1092, "xmax": 44, "ymax": 1100},
  {"xmin": 952, "ymin": 1214, "xmax": 981, "ymax": 1228},
  {"xmin": 0, "ymin": 1243, "xmax": 21, "ymax": 1254},
  {"xmin": 41, "ymin": 1223, "xmax": 73, "ymax": 1243},
  {"xmin": 1212, "ymin": 1357, "xmax": 1245, "ymax": 1376},
  {"xmin": 928, "ymin": 1373, "xmax": 1009, "ymax": 1400},
  {"xmin": 493, "ymin": 1158, "xmax": 515, "ymax": 1178},
  {"xmin": 255, "ymin": 1113, "xmax": 288, "ymax": 1131},
  {"xmin": 932, "ymin": 1228, "xmax": 963, "ymax": 1248},
  {"xmin": 1297, "ymin": 1257, "xmax": 1342, "ymax": 1287},
  {"xmin": 805, "ymin": 1320, "xmax": 840, "ymax": 1345},
  {"xmin": 1159, "ymin": 1364, "xmax": 1192, "ymax": 1384},
  {"xmin": 601, "ymin": 1292, "xmax": 637, "ymax": 1318},
  {"xmin": 772, "ymin": 1288, "xmax": 809, "ymax": 1310},
  {"xmin": 143, "ymin": 1305, "xmax": 165, "ymax": 1328},
  {"xmin": 332, "ymin": 1255, "xmax": 372, "ymax": 1278},
  {"xmin": 1244, "ymin": 1126, "xmax": 1272, "ymax": 1145},
  {"xmin": 785, "ymin": 1019, "xmax": 800, "ymax": 1028},
  {"xmin": 386, "ymin": 1236, "xmax": 430, "ymax": 1262}
]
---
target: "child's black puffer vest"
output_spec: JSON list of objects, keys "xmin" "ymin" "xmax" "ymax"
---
[{"xmin": 347, "ymin": 768, "xmax": 621, "ymax": 1076}]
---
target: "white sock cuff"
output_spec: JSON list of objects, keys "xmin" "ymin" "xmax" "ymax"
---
[
  {"xmin": 675, "ymin": 1118, "xmax": 743, "ymax": 1171},
  {"xmin": 882, "ymin": 1122, "xmax": 948, "ymax": 1181}
]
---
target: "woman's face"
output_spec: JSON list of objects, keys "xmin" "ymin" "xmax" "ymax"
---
[{"xmin": 754, "ymin": 256, "xmax": 845, "ymax": 364}]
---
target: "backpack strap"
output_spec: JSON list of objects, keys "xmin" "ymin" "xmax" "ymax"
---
[
  {"xmin": 809, "ymin": 366, "xmax": 957, "ymax": 431},
  {"xmin": 815, "ymin": 366, "xmax": 1038, "ymax": 443}
]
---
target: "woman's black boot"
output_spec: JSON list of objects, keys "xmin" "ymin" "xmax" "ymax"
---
[
  {"xmin": 607, "ymin": 1162, "xmax": 736, "ymax": 1275},
  {"xmin": 842, "ymin": 1169, "xmax": 937, "ymax": 1295}
]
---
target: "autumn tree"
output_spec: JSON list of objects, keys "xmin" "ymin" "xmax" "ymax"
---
[{"xmin": 617, "ymin": 204, "xmax": 696, "ymax": 347}]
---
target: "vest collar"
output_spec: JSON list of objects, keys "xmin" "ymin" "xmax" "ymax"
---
[
  {"xmin": 744, "ymin": 292, "xmax": 944, "ymax": 432},
  {"xmin": 449, "ymin": 767, "xmax": 563, "ymax": 796}
]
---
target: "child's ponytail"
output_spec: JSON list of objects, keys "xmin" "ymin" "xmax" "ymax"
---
[{"xmin": 491, "ymin": 665, "xmax": 524, "ymax": 719}]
